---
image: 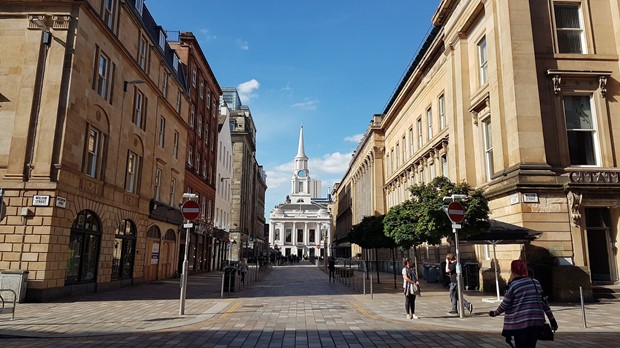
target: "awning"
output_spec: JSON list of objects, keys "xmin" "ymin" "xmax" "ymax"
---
[{"xmin": 461, "ymin": 220, "xmax": 543, "ymax": 302}]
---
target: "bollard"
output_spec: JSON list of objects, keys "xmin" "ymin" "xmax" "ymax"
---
[
  {"xmin": 221, "ymin": 273, "xmax": 225, "ymax": 298},
  {"xmin": 580, "ymin": 286, "xmax": 587, "ymax": 328},
  {"xmin": 363, "ymin": 270, "xmax": 366, "ymax": 295},
  {"xmin": 228, "ymin": 272, "xmax": 232, "ymax": 294},
  {"xmin": 370, "ymin": 273, "xmax": 373, "ymax": 299}
]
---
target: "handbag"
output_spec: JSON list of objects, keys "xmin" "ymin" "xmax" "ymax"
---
[{"xmin": 531, "ymin": 279, "xmax": 554, "ymax": 341}]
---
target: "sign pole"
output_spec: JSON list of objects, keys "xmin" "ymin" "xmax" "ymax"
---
[
  {"xmin": 179, "ymin": 220, "xmax": 191, "ymax": 315},
  {"xmin": 453, "ymin": 224, "xmax": 465, "ymax": 319}
]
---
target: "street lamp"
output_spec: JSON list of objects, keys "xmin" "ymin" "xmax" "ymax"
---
[{"xmin": 443, "ymin": 194, "xmax": 468, "ymax": 319}]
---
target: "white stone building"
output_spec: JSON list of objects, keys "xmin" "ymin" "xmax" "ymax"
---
[{"xmin": 269, "ymin": 127, "xmax": 332, "ymax": 259}]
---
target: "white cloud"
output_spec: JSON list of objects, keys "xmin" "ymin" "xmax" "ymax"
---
[
  {"xmin": 309, "ymin": 152, "xmax": 352, "ymax": 175},
  {"xmin": 236, "ymin": 39, "xmax": 249, "ymax": 50},
  {"xmin": 199, "ymin": 28, "xmax": 217, "ymax": 41},
  {"xmin": 291, "ymin": 99, "xmax": 319, "ymax": 110},
  {"xmin": 344, "ymin": 133, "xmax": 364, "ymax": 143},
  {"xmin": 237, "ymin": 79, "xmax": 260, "ymax": 104}
]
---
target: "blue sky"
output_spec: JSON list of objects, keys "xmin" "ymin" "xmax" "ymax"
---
[{"xmin": 146, "ymin": 1, "xmax": 441, "ymax": 221}]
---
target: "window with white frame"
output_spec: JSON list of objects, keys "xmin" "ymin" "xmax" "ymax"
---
[
  {"xmin": 96, "ymin": 52, "xmax": 109, "ymax": 98},
  {"xmin": 554, "ymin": 3, "xmax": 586, "ymax": 54},
  {"xmin": 202, "ymin": 159, "xmax": 207, "ymax": 178},
  {"xmin": 390, "ymin": 148, "xmax": 395, "ymax": 173},
  {"xmin": 158, "ymin": 117, "xmax": 166, "ymax": 147},
  {"xmin": 132, "ymin": 89, "xmax": 144, "ymax": 128},
  {"xmin": 103, "ymin": 0, "xmax": 115, "ymax": 29},
  {"xmin": 125, "ymin": 151, "xmax": 141, "ymax": 193},
  {"xmin": 426, "ymin": 107, "xmax": 433, "ymax": 140},
  {"xmin": 196, "ymin": 153, "xmax": 201, "ymax": 174},
  {"xmin": 175, "ymin": 89, "xmax": 181, "ymax": 113},
  {"xmin": 482, "ymin": 118, "xmax": 494, "ymax": 180},
  {"xmin": 173, "ymin": 131, "xmax": 179, "ymax": 159},
  {"xmin": 169, "ymin": 177, "xmax": 176, "ymax": 206},
  {"xmin": 441, "ymin": 154, "xmax": 448, "ymax": 176},
  {"xmin": 138, "ymin": 36, "xmax": 147, "ymax": 70},
  {"xmin": 158, "ymin": 30, "xmax": 166, "ymax": 50},
  {"xmin": 173, "ymin": 53, "xmax": 179, "ymax": 72},
  {"xmin": 430, "ymin": 160, "xmax": 436, "ymax": 179},
  {"xmin": 199, "ymin": 80, "xmax": 204, "ymax": 99},
  {"xmin": 402, "ymin": 136, "xmax": 406, "ymax": 162},
  {"xmin": 439, "ymin": 94, "xmax": 446, "ymax": 129},
  {"xmin": 417, "ymin": 118, "xmax": 423, "ymax": 148},
  {"xmin": 395, "ymin": 143, "xmax": 400, "ymax": 168},
  {"xmin": 207, "ymin": 199, "xmax": 212, "ymax": 221},
  {"xmin": 161, "ymin": 71, "xmax": 168, "ymax": 97},
  {"xmin": 197, "ymin": 115, "xmax": 202, "ymax": 137},
  {"xmin": 200, "ymin": 196, "xmax": 206, "ymax": 219},
  {"xmin": 191, "ymin": 67, "xmax": 197, "ymax": 87},
  {"xmin": 409, "ymin": 127, "xmax": 414, "ymax": 156},
  {"xmin": 135, "ymin": 0, "xmax": 144, "ymax": 15},
  {"xmin": 154, "ymin": 168, "xmax": 162, "ymax": 201},
  {"xmin": 187, "ymin": 145, "xmax": 194, "ymax": 166},
  {"xmin": 85, "ymin": 125, "xmax": 103, "ymax": 178},
  {"xmin": 386, "ymin": 154, "xmax": 390, "ymax": 176},
  {"xmin": 190, "ymin": 105, "xmax": 195, "ymax": 129},
  {"xmin": 205, "ymin": 124, "xmax": 209, "ymax": 146},
  {"xmin": 563, "ymin": 95, "xmax": 598, "ymax": 165},
  {"xmin": 478, "ymin": 36, "xmax": 488, "ymax": 86}
]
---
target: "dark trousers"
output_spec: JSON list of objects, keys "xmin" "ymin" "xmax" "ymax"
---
[
  {"xmin": 329, "ymin": 269, "xmax": 335, "ymax": 281},
  {"xmin": 449, "ymin": 282, "xmax": 470, "ymax": 312},
  {"xmin": 405, "ymin": 293, "xmax": 416, "ymax": 315},
  {"xmin": 509, "ymin": 326, "xmax": 542, "ymax": 348}
]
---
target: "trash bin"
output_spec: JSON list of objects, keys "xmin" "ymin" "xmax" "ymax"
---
[
  {"xmin": 223, "ymin": 267, "xmax": 236, "ymax": 292},
  {"xmin": 427, "ymin": 266, "xmax": 437, "ymax": 283},
  {"xmin": 463, "ymin": 262, "xmax": 480, "ymax": 291},
  {"xmin": 0, "ymin": 270, "xmax": 28, "ymax": 303}
]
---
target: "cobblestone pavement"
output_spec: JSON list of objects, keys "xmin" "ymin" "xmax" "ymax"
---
[{"xmin": 1, "ymin": 262, "xmax": 619, "ymax": 347}]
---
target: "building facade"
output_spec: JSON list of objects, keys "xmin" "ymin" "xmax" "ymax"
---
[
  {"xmin": 170, "ymin": 32, "xmax": 221, "ymax": 274},
  {"xmin": 0, "ymin": 0, "xmax": 189, "ymax": 301},
  {"xmin": 269, "ymin": 127, "xmax": 333, "ymax": 259},
  {"xmin": 337, "ymin": 0, "xmax": 620, "ymax": 301},
  {"xmin": 214, "ymin": 97, "xmax": 233, "ymax": 268}
]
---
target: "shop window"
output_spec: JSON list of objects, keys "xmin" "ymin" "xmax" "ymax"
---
[
  {"xmin": 111, "ymin": 219, "xmax": 136, "ymax": 280},
  {"xmin": 66, "ymin": 210, "xmax": 102, "ymax": 284}
]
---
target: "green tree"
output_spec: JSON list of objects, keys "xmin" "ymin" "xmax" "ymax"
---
[{"xmin": 349, "ymin": 215, "xmax": 396, "ymax": 284}]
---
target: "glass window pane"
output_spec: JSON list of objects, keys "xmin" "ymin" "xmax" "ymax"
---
[
  {"xmin": 66, "ymin": 233, "xmax": 84, "ymax": 283},
  {"xmin": 555, "ymin": 5, "xmax": 580, "ymax": 28},
  {"xmin": 81, "ymin": 234, "xmax": 99, "ymax": 282},
  {"xmin": 564, "ymin": 96, "xmax": 593, "ymax": 130},
  {"xmin": 568, "ymin": 131, "xmax": 596, "ymax": 165}
]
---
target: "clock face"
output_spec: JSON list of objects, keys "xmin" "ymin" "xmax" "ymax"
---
[{"xmin": 297, "ymin": 170, "xmax": 306, "ymax": 177}]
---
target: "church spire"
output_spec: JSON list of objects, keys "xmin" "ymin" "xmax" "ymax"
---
[{"xmin": 296, "ymin": 126, "xmax": 307, "ymax": 159}]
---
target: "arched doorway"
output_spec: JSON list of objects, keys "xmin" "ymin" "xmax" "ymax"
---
[
  {"xmin": 112, "ymin": 219, "xmax": 137, "ymax": 282},
  {"xmin": 66, "ymin": 210, "xmax": 102, "ymax": 285},
  {"xmin": 161, "ymin": 229, "xmax": 177, "ymax": 278},
  {"xmin": 145, "ymin": 225, "xmax": 161, "ymax": 281}
]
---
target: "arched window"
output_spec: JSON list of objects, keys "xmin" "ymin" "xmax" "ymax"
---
[
  {"xmin": 66, "ymin": 210, "xmax": 102, "ymax": 284},
  {"xmin": 164, "ymin": 229, "xmax": 176, "ymax": 241},
  {"xmin": 147, "ymin": 225, "xmax": 161, "ymax": 239},
  {"xmin": 112, "ymin": 219, "xmax": 137, "ymax": 280}
]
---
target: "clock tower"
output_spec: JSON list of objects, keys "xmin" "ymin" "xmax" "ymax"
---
[{"xmin": 291, "ymin": 126, "xmax": 311, "ymax": 199}]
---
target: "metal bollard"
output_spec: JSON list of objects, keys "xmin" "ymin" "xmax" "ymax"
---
[
  {"xmin": 580, "ymin": 286, "xmax": 587, "ymax": 328},
  {"xmin": 363, "ymin": 271, "xmax": 366, "ymax": 295},
  {"xmin": 221, "ymin": 274, "xmax": 225, "ymax": 298},
  {"xmin": 370, "ymin": 273, "xmax": 373, "ymax": 299}
]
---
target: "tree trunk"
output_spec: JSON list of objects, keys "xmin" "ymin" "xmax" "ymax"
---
[{"xmin": 392, "ymin": 248, "xmax": 397, "ymax": 288}]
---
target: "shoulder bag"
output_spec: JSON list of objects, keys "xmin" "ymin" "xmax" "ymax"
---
[{"xmin": 531, "ymin": 279, "xmax": 554, "ymax": 341}]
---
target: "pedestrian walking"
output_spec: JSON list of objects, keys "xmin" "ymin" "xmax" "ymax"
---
[
  {"xmin": 239, "ymin": 258, "xmax": 249, "ymax": 284},
  {"xmin": 328, "ymin": 256, "xmax": 335, "ymax": 282},
  {"xmin": 446, "ymin": 252, "xmax": 473, "ymax": 315},
  {"xmin": 489, "ymin": 259, "xmax": 558, "ymax": 348},
  {"xmin": 402, "ymin": 257, "xmax": 420, "ymax": 319}
]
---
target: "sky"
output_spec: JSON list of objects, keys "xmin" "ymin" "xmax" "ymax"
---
[{"xmin": 146, "ymin": 0, "xmax": 441, "ymax": 222}]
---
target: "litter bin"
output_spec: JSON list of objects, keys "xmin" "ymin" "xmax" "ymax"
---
[
  {"xmin": 223, "ymin": 267, "xmax": 236, "ymax": 292},
  {"xmin": 0, "ymin": 270, "xmax": 28, "ymax": 303},
  {"xmin": 427, "ymin": 266, "xmax": 438, "ymax": 283},
  {"xmin": 463, "ymin": 262, "xmax": 480, "ymax": 291}
]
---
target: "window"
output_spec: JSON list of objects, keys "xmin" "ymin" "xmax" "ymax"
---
[
  {"xmin": 408, "ymin": 127, "xmax": 414, "ymax": 156},
  {"xmin": 205, "ymin": 124, "xmax": 209, "ymax": 146},
  {"xmin": 191, "ymin": 67, "xmax": 197, "ymax": 87},
  {"xmin": 554, "ymin": 3, "xmax": 586, "ymax": 54},
  {"xmin": 190, "ymin": 105, "xmax": 195, "ymax": 129},
  {"xmin": 125, "ymin": 151, "xmax": 141, "ymax": 193},
  {"xmin": 482, "ymin": 119, "xmax": 494, "ymax": 180},
  {"xmin": 395, "ymin": 143, "xmax": 400, "ymax": 168},
  {"xmin": 138, "ymin": 36, "xmax": 148, "ymax": 70},
  {"xmin": 309, "ymin": 229, "xmax": 316, "ymax": 243},
  {"xmin": 297, "ymin": 229, "xmax": 304, "ymax": 243},
  {"xmin": 402, "ymin": 136, "xmax": 406, "ymax": 162},
  {"xmin": 158, "ymin": 30, "xmax": 166, "ymax": 50},
  {"xmin": 85, "ymin": 125, "xmax": 104, "ymax": 178},
  {"xmin": 202, "ymin": 160, "xmax": 207, "ymax": 178},
  {"xmin": 390, "ymin": 148, "xmax": 395, "ymax": 174},
  {"xmin": 158, "ymin": 117, "xmax": 166, "ymax": 147},
  {"xmin": 385, "ymin": 154, "xmax": 390, "ymax": 176},
  {"xmin": 173, "ymin": 131, "xmax": 179, "ymax": 159},
  {"xmin": 173, "ymin": 53, "xmax": 179, "ymax": 71},
  {"xmin": 102, "ymin": 0, "xmax": 115, "ymax": 29},
  {"xmin": 161, "ymin": 71, "xmax": 168, "ymax": 97},
  {"xmin": 563, "ymin": 95, "xmax": 598, "ymax": 165},
  {"xmin": 66, "ymin": 210, "xmax": 101, "ymax": 284},
  {"xmin": 169, "ymin": 177, "xmax": 176, "ymax": 206},
  {"xmin": 439, "ymin": 94, "xmax": 446, "ymax": 129},
  {"xmin": 426, "ymin": 107, "xmax": 433, "ymax": 140},
  {"xmin": 175, "ymin": 89, "xmax": 181, "ymax": 113},
  {"xmin": 429, "ymin": 161, "xmax": 436, "ymax": 179},
  {"xmin": 188, "ymin": 145, "xmax": 194, "ymax": 166},
  {"xmin": 478, "ymin": 36, "xmax": 488, "ymax": 85},
  {"xmin": 132, "ymin": 89, "xmax": 145, "ymax": 128},
  {"xmin": 96, "ymin": 52, "xmax": 109, "ymax": 98},
  {"xmin": 135, "ymin": 0, "xmax": 144, "ymax": 15},
  {"xmin": 197, "ymin": 116, "xmax": 202, "ymax": 138},
  {"xmin": 200, "ymin": 196, "xmax": 206, "ymax": 219},
  {"xmin": 417, "ymin": 118, "xmax": 423, "ymax": 148},
  {"xmin": 285, "ymin": 229, "xmax": 292, "ymax": 243},
  {"xmin": 112, "ymin": 220, "xmax": 136, "ymax": 280},
  {"xmin": 154, "ymin": 169, "xmax": 161, "ymax": 201},
  {"xmin": 199, "ymin": 80, "xmax": 204, "ymax": 99},
  {"xmin": 441, "ymin": 155, "xmax": 448, "ymax": 176},
  {"xmin": 196, "ymin": 153, "xmax": 201, "ymax": 174}
]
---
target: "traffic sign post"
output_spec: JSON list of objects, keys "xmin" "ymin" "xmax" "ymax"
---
[
  {"xmin": 179, "ymin": 196, "xmax": 199, "ymax": 316},
  {"xmin": 444, "ymin": 198, "xmax": 466, "ymax": 319}
]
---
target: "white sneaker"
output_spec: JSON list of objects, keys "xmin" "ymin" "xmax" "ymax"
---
[
  {"xmin": 406, "ymin": 314, "xmax": 412, "ymax": 319},
  {"xmin": 412, "ymin": 314, "xmax": 419, "ymax": 319}
]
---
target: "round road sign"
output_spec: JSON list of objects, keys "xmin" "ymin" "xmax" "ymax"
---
[
  {"xmin": 447, "ymin": 201, "xmax": 465, "ymax": 223},
  {"xmin": 181, "ymin": 200, "xmax": 200, "ymax": 220}
]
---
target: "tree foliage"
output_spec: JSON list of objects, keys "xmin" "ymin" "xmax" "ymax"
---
[
  {"xmin": 383, "ymin": 176, "xmax": 490, "ymax": 247},
  {"xmin": 349, "ymin": 215, "xmax": 396, "ymax": 249}
]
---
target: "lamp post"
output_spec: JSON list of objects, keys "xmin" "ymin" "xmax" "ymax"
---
[
  {"xmin": 321, "ymin": 224, "xmax": 328, "ymax": 269},
  {"xmin": 443, "ymin": 194, "xmax": 467, "ymax": 319}
]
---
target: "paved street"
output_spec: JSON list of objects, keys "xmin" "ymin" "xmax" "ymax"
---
[{"xmin": 1, "ymin": 262, "xmax": 619, "ymax": 347}]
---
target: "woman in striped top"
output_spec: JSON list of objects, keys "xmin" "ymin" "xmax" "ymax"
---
[{"xmin": 489, "ymin": 260, "xmax": 558, "ymax": 347}]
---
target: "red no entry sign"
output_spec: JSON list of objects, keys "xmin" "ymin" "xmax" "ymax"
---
[
  {"xmin": 181, "ymin": 200, "xmax": 200, "ymax": 220},
  {"xmin": 447, "ymin": 201, "xmax": 465, "ymax": 223}
]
